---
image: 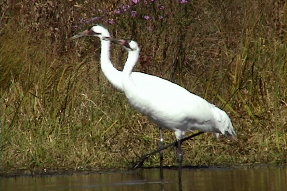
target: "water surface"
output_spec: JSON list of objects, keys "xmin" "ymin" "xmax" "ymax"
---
[{"xmin": 1, "ymin": 166, "xmax": 286, "ymax": 191}]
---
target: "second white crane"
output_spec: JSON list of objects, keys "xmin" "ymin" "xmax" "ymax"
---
[{"xmin": 113, "ymin": 39, "xmax": 236, "ymax": 165}]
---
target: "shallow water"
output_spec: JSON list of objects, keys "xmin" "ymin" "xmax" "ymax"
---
[{"xmin": 1, "ymin": 166, "xmax": 286, "ymax": 191}]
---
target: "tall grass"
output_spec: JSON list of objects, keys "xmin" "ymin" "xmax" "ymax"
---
[{"xmin": 0, "ymin": 0, "xmax": 286, "ymax": 174}]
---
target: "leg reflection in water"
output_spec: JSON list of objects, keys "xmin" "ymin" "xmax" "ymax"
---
[
  {"xmin": 160, "ymin": 167, "xmax": 164, "ymax": 191},
  {"xmin": 178, "ymin": 167, "xmax": 183, "ymax": 191},
  {"xmin": 158, "ymin": 166, "xmax": 183, "ymax": 191}
]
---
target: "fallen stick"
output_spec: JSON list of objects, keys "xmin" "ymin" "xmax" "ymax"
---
[{"xmin": 131, "ymin": 131, "xmax": 204, "ymax": 169}]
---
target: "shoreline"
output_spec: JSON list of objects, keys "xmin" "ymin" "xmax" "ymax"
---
[{"xmin": 1, "ymin": 163, "xmax": 286, "ymax": 178}]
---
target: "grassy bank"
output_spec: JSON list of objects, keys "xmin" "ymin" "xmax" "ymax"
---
[{"xmin": 0, "ymin": 0, "xmax": 286, "ymax": 174}]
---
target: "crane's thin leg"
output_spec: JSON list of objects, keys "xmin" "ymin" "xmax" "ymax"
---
[
  {"xmin": 159, "ymin": 128, "xmax": 164, "ymax": 169},
  {"xmin": 176, "ymin": 139, "xmax": 183, "ymax": 168}
]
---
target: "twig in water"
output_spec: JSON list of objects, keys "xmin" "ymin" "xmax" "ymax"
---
[{"xmin": 131, "ymin": 131, "xmax": 204, "ymax": 169}]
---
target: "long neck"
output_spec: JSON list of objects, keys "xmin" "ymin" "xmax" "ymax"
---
[
  {"xmin": 100, "ymin": 39, "xmax": 123, "ymax": 91},
  {"xmin": 123, "ymin": 50, "xmax": 139, "ymax": 76},
  {"xmin": 122, "ymin": 49, "xmax": 139, "ymax": 92}
]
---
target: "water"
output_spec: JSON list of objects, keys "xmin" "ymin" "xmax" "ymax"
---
[{"xmin": 1, "ymin": 166, "xmax": 286, "ymax": 191}]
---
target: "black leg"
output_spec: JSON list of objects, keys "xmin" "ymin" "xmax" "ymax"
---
[
  {"xmin": 176, "ymin": 139, "xmax": 183, "ymax": 168},
  {"xmin": 177, "ymin": 139, "xmax": 183, "ymax": 191},
  {"xmin": 159, "ymin": 128, "xmax": 164, "ymax": 169}
]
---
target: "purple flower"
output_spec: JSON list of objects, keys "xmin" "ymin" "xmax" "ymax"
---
[
  {"xmin": 143, "ymin": 15, "xmax": 151, "ymax": 20},
  {"xmin": 79, "ymin": 17, "xmax": 101, "ymax": 24},
  {"xmin": 131, "ymin": 11, "xmax": 137, "ymax": 17},
  {"xmin": 179, "ymin": 0, "xmax": 188, "ymax": 3},
  {"xmin": 131, "ymin": 0, "xmax": 140, "ymax": 4},
  {"xmin": 121, "ymin": 5, "xmax": 130, "ymax": 12},
  {"xmin": 114, "ymin": 9, "xmax": 121, "ymax": 14},
  {"xmin": 89, "ymin": 17, "xmax": 101, "ymax": 22},
  {"xmin": 158, "ymin": 5, "xmax": 165, "ymax": 10},
  {"xmin": 107, "ymin": 19, "xmax": 115, "ymax": 25}
]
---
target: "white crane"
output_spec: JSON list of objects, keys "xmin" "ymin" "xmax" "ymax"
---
[
  {"xmin": 72, "ymin": 26, "xmax": 236, "ymax": 166},
  {"xmin": 72, "ymin": 25, "xmax": 170, "ymax": 164},
  {"xmin": 72, "ymin": 25, "xmax": 123, "ymax": 91},
  {"xmin": 112, "ymin": 39, "xmax": 236, "ymax": 166}
]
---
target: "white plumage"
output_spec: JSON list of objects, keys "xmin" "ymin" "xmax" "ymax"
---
[
  {"xmin": 117, "ymin": 39, "xmax": 236, "ymax": 140},
  {"xmin": 72, "ymin": 25, "xmax": 236, "ymax": 165},
  {"xmin": 72, "ymin": 25, "xmax": 164, "ymax": 93}
]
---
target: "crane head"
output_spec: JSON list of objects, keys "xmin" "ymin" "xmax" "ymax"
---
[{"xmin": 71, "ymin": 25, "xmax": 111, "ymax": 40}]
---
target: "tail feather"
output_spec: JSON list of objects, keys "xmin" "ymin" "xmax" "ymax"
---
[{"xmin": 211, "ymin": 105, "xmax": 237, "ymax": 139}]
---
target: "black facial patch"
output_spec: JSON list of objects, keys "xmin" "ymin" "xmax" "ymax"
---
[{"xmin": 124, "ymin": 40, "xmax": 132, "ymax": 49}]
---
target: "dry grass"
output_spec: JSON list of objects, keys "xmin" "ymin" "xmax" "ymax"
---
[{"xmin": 0, "ymin": 0, "xmax": 286, "ymax": 174}]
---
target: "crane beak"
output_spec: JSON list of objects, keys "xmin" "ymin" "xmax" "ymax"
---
[
  {"xmin": 109, "ymin": 39, "xmax": 125, "ymax": 45},
  {"xmin": 107, "ymin": 38, "xmax": 122, "ymax": 44},
  {"xmin": 71, "ymin": 29, "xmax": 99, "ymax": 40},
  {"xmin": 71, "ymin": 30, "xmax": 89, "ymax": 40},
  {"xmin": 110, "ymin": 39, "xmax": 133, "ymax": 50}
]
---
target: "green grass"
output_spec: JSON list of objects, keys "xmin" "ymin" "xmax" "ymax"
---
[{"xmin": 0, "ymin": 0, "xmax": 287, "ymax": 175}]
